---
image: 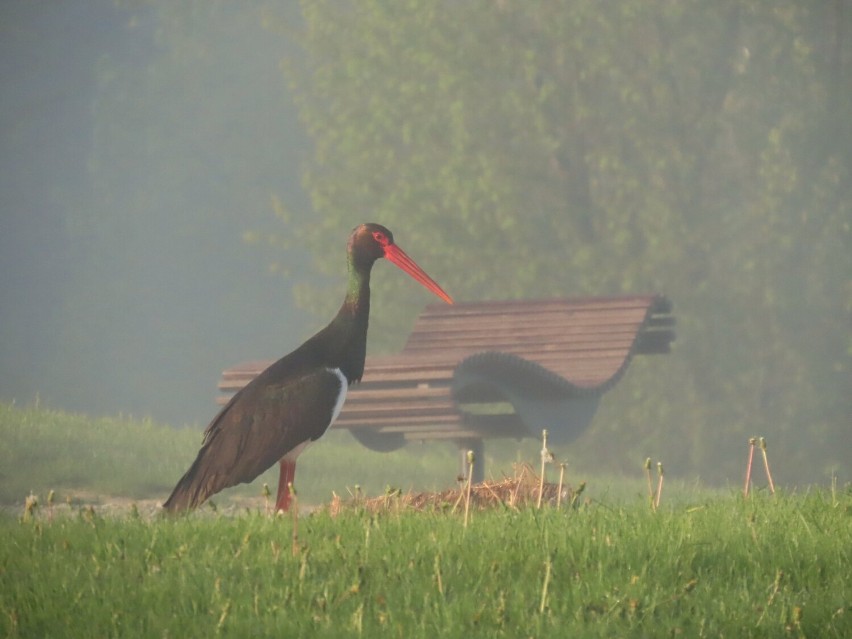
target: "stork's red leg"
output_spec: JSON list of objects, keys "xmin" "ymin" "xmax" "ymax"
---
[{"xmin": 276, "ymin": 459, "xmax": 297, "ymax": 512}]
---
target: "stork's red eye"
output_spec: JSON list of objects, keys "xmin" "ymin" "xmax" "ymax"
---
[{"xmin": 372, "ymin": 231, "xmax": 389, "ymax": 246}]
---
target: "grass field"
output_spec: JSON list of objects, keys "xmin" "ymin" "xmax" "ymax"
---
[
  {"xmin": 1, "ymin": 402, "xmax": 850, "ymax": 637},
  {"xmin": 0, "ymin": 401, "xmax": 465, "ymax": 507},
  {"xmin": 2, "ymin": 491, "xmax": 850, "ymax": 637},
  {"xmin": 0, "ymin": 401, "xmax": 711, "ymax": 509}
]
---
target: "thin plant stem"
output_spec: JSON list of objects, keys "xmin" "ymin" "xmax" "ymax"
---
[
  {"xmin": 756, "ymin": 570, "xmax": 784, "ymax": 625},
  {"xmin": 262, "ymin": 482, "xmax": 271, "ymax": 516},
  {"xmin": 23, "ymin": 493, "xmax": 38, "ymax": 523},
  {"xmin": 654, "ymin": 462, "xmax": 664, "ymax": 510},
  {"xmin": 556, "ymin": 463, "xmax": 566, "ymax": 508},
  {"xmin": 744, "ymin": 437, "xmax": 757, "ymax": 497},
  {"xmin": 289, "ymin": 482, "xmax": 299, "ymax": 557},
  {"xmin": 759, "ymin": 437, "xmax": 776, "ymax": 495},
  {"xmin": 644, "ymin": 457, "xmax": 655, "ymax": 510},
  {"xmin": 537, "ymin": 429, "xmax": 550, "ymax": 509},
  {"xmin": 570, "ymin": 481, "xmax": 586, "ymax": 509},
  {"xmin": 464, "ymin": 450, "xmax": 475, "ymax": 528},
  {"xmin": 539, "ymin": 557, "xmax": 552, "ymax": 614}
]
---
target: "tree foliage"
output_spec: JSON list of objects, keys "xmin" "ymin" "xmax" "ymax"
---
[
  {"xmin": 58, "ymin": 0, "xmax": 312, "ymax": 423},
  {"xmin": 286, "ymin": 0, "xmax": 851, "ymax": 483}
]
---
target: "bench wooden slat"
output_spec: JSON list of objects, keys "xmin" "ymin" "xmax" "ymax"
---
[
  {"xmin": 337, "ymin": 400, "xmax": 458, "ymax": 416},
  {"xmin": 219, "ymin": 354, "xmax": 647, "ymax": 392},
  {"xmin": 341, "ymin": 386, "xmax": 453, "ymax": 401},
  {"xmin": 409, "ymin": 306, "xmax": 650, "ymax": 329},
  {"xmin": 404, "ymin": 334, "xmax": 646, "ymax": 354},
  {"xmin": 414, "ymin": 295, "xmax": 661, "ymax": 317},
  {"xmin": 401, "ymin": 430, "xmax": 486, "ymax": 441},
  {"xmin": 218, "ymin": 353, "xmax": 642, "ymax": 395},
  {"xmin": 218, "ymin": 349, "xmax": 635, "ymax": 385},
  {"xmin": 333, "ymin": 413, "xmax": 462, "ymax": 426}
]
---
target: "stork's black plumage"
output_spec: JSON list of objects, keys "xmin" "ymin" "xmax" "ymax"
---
[{"xmin": 163, "ymin": 223, "xmax": 452, "ymax": 513}]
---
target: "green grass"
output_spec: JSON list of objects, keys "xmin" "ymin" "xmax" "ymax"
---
[
  {"xmin": 0, "ymin": 402, "xmax": 199, "ymax": 502},
  {"xmin": 1, "ymin": 402, "xmax": 850, "ymax": 636},
  {"xmin": 0, "ymin": 401, "xmax": 463, "ymax": 507},
  {"xmin": 0, "ymin": 401, "xmax": 717, "ymax": 509},
  {"xmin": 2, "ymin": 492, "xmax": 850, "ymax": 637}
]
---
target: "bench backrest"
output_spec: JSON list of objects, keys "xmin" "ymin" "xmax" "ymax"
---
[
  {"xmin": 218, "ymin": 295, "xmax": 673, "ymax": 397},
  {"xmin": 397, "ymin": 295, "xmax": 673, "ymax": 389}
]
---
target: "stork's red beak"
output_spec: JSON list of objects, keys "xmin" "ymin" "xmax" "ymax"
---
[{"xmin": 384, "ymin": 244, "xmax": 453, "ymax": 304}]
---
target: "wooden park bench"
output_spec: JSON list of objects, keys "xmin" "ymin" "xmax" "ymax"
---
[{"xmin": 217, "ymin": 295, "xmax": 675, "ymax": 481}]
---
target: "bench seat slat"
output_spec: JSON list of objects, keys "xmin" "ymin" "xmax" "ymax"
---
[{"xmin": 333, "ymin": 413, "xmax": 462, "ymax": 426}]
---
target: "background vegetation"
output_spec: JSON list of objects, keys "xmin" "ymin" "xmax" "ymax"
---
[
  {"xmin": 2, "ymin": 1, "xmax": 849, "ymax": 487},
  {"xmin": 1, "ymin": 1, "xmax": 311, "ymax": 423},
  {"xmin": 283, "ymin": 0, "xmax": 851, "ymax": 485}
]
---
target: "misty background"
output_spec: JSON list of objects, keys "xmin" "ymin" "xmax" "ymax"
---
[
  {"xmin": 1, "ymin": 1, "xmax": 314, "ymax": 424},
  {"xmin": 2, "ymin": 1, "xmax": 849, "ymax": 486}
]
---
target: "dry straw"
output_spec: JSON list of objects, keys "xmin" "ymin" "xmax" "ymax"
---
[{"xmin": 326, "ymin": 463, "xmax": 574, "ymax": 515}]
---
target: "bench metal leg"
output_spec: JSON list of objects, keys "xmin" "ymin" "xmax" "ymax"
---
[{"xmin": 457, "ymin": 439, "xmax": 484, "ymax": 484}]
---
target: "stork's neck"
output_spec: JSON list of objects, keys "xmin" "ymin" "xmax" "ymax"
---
[
  {"xmin": 342, "ymin": 258, "xmax": 371, "ymax": 318},
  {"xmin": 324, "ymin": 258, "xmax": 372, "ymax": 383}
]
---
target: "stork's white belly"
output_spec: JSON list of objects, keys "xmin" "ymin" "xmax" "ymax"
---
[{"xmin": 327, "ymin": 367, "xmax": 348, "ymax": 426}]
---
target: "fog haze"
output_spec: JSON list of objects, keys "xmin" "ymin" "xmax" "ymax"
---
[
  {"xmin": 1, "ymin": 1, "xmax": 312, "ymax": 425},
  {"xmin": 1, "ymin": 1, "xmax": 849, "ymax": 485}
]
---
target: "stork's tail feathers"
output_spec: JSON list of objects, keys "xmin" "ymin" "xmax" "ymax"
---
[
  {"xmin": 161, "ymin": 482, "xmax": 199, "ymax": 513},
  {"xmin": 162, "ymin": 456, "xmax": 219, "ymax": 513}
]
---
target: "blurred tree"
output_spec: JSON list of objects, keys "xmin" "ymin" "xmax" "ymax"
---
[
  {"xmin": 58, "ymin": 0, "xmax": 313, "ymax": 424},
  {"xmin": 284, "ymin": 0, "xmax": 851, "ymax": 484}
]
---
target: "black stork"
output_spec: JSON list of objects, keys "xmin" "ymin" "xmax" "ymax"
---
[{"xmin": 163, "ymin": 223, "xmax": 452, "ymax": 513}]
